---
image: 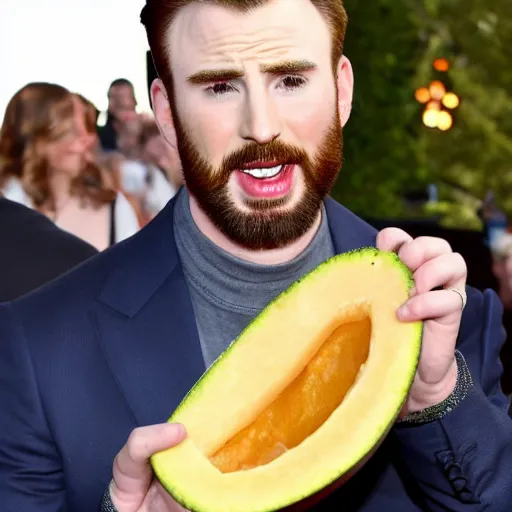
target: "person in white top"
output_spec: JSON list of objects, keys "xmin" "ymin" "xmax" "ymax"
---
[
  {"xmin": 0, "ymin": 83, "xmax": 140, "ymax": 252},
  {"xmin": 101, "ymin": 115, "xmax": 181, "ymax": 227}
]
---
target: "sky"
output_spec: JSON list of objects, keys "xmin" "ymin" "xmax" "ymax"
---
[{"xmin": 0, "ymin": 0, "xmax": 152, "ymax": 122}]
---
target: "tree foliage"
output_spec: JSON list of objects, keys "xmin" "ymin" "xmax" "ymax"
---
[
  {"xmin": 332, "ymin": 0, "xmax": 424, "ymax": 219},
  {"xmin": 333, "ymin": 0, "xmax": 512, "ymax": 229},
  {"xmin": 411, "ymin": 0, "xmax": 512, "ymax": 228}
]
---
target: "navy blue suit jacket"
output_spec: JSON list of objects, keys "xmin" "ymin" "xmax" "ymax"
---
[{"xmin": 0, "ymin": 196, "xmax": 511, "ymax": 511}]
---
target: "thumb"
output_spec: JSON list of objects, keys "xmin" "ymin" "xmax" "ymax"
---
[{"xmin": 111, "ymin": 423, "xmax": 186, "ymax": 509}]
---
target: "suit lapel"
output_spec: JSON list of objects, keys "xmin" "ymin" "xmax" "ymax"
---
[
  {"xmin": 93, "ymin": 194, "xmax": 206, "ymax": 426},
  {"xmin": 94, "ymin": 266, "xmax": 206, "ymax": 426},
  {"xmin": 324, "ymin": 197, "xmax": 378, "ymax": 254}
]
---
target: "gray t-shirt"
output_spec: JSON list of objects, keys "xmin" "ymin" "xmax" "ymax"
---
[{"xmin": 173, "ymin": 189, "xmax": 336, "ymax": 368}]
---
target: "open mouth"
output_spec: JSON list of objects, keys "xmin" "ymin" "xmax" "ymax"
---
[{"xmin": 236, "ymin": 162, "xmax": 295, "ymax": 199}]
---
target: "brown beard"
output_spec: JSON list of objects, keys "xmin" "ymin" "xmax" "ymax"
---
[{"xmin": 173, "ymin": 109, "xmax": 343, "ymax": 250}]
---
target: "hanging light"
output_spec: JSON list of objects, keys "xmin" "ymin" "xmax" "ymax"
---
[
  {"xmin": 426, "ymin": 100, "xmax": 441, "ymax": 111},
  {"xmin": 429, "ymin": 80, "xmax": 446, "ymax": 100},
  {"xmin": 415, "ymin": 87, "xmax": 431, "ymax": 104},
  {"xmin": 442, "ymin": 92, "xmax": 460, "ymax": 109},
  {"xmin": 433, "ymin": 58, "xmax": 450, "ymax": 72},
  {"xmin": 423, "ymin": 109, "xmax": 439, "ymax": 128},
  {"xmin": 437, "ymin": 110, "xmax": 453, "ymax": 131}
]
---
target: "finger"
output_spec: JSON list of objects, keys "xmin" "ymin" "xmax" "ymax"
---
[
  {"xmin": 376, "ymin": 228, "xmax": 413, "ymax": 253},
  {"xmin": 397, "ymin": 237, "xmax": 453, "ymax": 273},
  {"xmin": 398, "ymin": 289, "xmax": 464, "ymax": 323},
  {"xmin": 112, "ymin": 423, "xmax": 186, "ymax": 497},
  {"xmin": 412, "ymin": 252, "xmax": 467, "ymax": 294}
]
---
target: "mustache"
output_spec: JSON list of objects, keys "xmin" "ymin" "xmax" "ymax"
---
[{"xmin": 220, "ymin": 140, "xmax": 308, "ymax": 175}]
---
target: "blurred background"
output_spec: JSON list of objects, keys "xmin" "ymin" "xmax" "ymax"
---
[
  {"xmin": 4, "ymin": 0, "xmax": 510, "ymax": 229},
  {"xmin": 0, "ymin": 0, "xmax": 152, "ymax": 119},
  {"xmin": 2, "ymin": 0, "xmax": 510, "ymax": 230},
  {"xmin": 340, "ymin": 0, "xmax": 512, "ymax": 232}
]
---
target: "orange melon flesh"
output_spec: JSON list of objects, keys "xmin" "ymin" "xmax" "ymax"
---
[
  {"xmin": 209, "ymin": 316, "xmax": 372, "ymax": 473},
  {"xmin": 151, "ymin": 249, "xmax": 422, "ymax": 512}
]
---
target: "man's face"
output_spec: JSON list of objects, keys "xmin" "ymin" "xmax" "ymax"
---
[
  {"xmin": 166, "ymin": 0, "xmax": 348, "ymax": 250},
  {"xmin": 108, "ymin": 84, "xmax": 136, "ymax": 120}
]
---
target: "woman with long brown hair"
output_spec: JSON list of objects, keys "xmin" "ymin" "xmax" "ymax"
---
[{"xmin": 0, "ymin": 82, "xmax": 140, "ymax": 251}]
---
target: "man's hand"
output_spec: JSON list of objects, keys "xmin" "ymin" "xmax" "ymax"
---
[
  {"xmin": 376, "ymin": 228, "xmax": 467, "ymax": 415},
  {"xmin": 109, "ymin": 423, "xmax": 188, "ymax": 512}
]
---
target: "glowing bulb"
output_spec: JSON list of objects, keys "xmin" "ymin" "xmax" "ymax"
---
[
  {"xmin": 433, "ymin": 58, "xmax": 450, "ymax": 72},
  {"xmin": 426, "ymin": 100, "xmax": 441, "ymax": 111},
  {"xmin": 429, "ymin": 80, "xmax": 446, "ymax": 100},
  {"xmin": 415, "ymin": 87, "xmax": 431, "ymax": 104},
  {"xmin": 437, "ymin": 111, "xmax": 453, "ymax": 131},
  {"xmin": 442, "ymin": 92, "xmax": 460, "ymax": 109},
  {"xmin": 423, "ymin": 109, "xmax": 439, "ymax": 128}
]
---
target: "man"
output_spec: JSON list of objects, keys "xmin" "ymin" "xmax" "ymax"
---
[
  {"xmin": 98, "ymin": 78, "xmax": 138, "ymax": 151},
  {"xmin": 0, "ymin": 1, "xmax": 510, "ymax": 511},
  {"xmin": 0, "ymin": 197, "xmax": 97, "ymax": 302}
]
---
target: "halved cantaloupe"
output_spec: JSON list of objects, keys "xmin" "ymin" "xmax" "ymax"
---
[{"xmin": 152, "ymin": 248, "xmax": 423, "ymax": 512}]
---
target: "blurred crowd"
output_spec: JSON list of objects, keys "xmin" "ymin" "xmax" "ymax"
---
[{"xmin": 0, "ymin": 78, "xmax": 182, "ymax": 251}]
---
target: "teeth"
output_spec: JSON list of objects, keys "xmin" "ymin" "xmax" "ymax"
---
[{"xmin": 242, "ymin": 165, "xmax": 283, "ymax": 179}]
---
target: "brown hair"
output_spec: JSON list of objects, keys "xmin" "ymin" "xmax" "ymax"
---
[
  {"xmin": 0, "ymin": 82, "xmax": 115, "ymax": 212},
  {"xmin": 140, "ymin": 0, "xmax": 348, "ymax": 98},
  {"xmin": 76, "ymin": 93, "xmax": 100, "ymax": 132}
]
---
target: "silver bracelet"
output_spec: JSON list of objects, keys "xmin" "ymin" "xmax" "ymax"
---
[{"xmin": 397, "ymin": 350, "xmax": 473, "ymax": 425}]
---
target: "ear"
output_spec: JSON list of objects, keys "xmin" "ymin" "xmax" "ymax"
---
[
  {"xmin": 151, "ymin": 78, "xmax": 179, "ymax": 152},
  {"xmin": 336, "ymin": 55, "xmax": 354, "ymax": 127}
]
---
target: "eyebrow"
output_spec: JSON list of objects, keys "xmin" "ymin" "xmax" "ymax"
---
[{"xmin": 186, "ymin": 59, "xmax": 317, "ymax": 84}]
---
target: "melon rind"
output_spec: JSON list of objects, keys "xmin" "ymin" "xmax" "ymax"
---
[{"xmin": 151, "ymin": 247, "xmax": 423, "ymax": 512}]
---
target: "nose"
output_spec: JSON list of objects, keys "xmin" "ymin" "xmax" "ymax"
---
[{"xmin": 239, "ymin": 84, "xmax": 281, "ymax": 144}]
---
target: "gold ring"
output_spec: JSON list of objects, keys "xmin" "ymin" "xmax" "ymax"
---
[{"xmin": 447, "ymin": 288, "xmax": 466, "ymax": 310}]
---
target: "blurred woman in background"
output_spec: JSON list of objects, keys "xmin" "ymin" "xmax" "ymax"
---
[{"xmin": 0, "ymin": 82, "xmax": 140, "ymax": 251}]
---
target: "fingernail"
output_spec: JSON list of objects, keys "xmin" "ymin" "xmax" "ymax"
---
[
  {"xmin": 397, "ymin": 304, "xmax": 409, "ymax": 319},
  {"xmin": 409, "ymin": 286, "xmax": 417, "ymax": 297},
  {"xmin": 176, "ymin": 423, "xmax": 187, "ymax": 437}
]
